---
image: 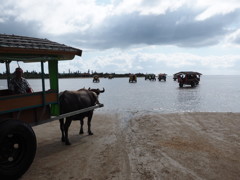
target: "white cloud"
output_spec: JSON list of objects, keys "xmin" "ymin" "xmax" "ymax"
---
[
  {"xmin": 113, "ymin": 0, "xmax": 187, "ymax": 15},
  {"xmin": 1, "ymin": 0, "xmax": 110, "ymax": 35},
  {"xmin": 195, "ymin": 0, "xmax": 240, "ymax": 21},
  {"xmin": 223, "ymin": 29, "xmax": 240, "ymax": 46},
  {"xmin": 1, "ymin": 47, "xmax": 240, "ymax": 75},
  {"xmin": 59, "ymin": 48, "xmax": 240, "ymax": 75}
]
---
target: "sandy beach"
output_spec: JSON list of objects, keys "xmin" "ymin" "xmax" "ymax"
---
[{"xmin": 21, "ymin": 112, "xmax": 240, "ymax": 180}]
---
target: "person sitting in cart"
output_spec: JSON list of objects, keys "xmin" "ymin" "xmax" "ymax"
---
[{"xmin": 9, "ymin": 67, "xmax": 33, "ymax": 94}]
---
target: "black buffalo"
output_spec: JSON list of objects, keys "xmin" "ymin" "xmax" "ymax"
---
[{"xmin": 59, "ymin": 88, "xmax": 104, "ymax": 145}]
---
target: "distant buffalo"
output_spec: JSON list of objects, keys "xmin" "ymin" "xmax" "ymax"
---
[
  {"xmin": 59, "ymin": 88, "xmax": 105, "ymax": 145},
  {"xmin": 93, "ymin": 75, "xmax": 100, "ymax": 83},
  {"xmin": 129, "ymin": 74, "xmax": 137, "ymax": 83}
]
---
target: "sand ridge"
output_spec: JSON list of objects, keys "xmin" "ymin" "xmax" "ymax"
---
[{"xmin": 21, "ymin": 112, "xmax": 240, "ymax": 180}]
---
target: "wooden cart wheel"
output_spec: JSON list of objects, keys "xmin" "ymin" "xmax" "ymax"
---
[{"xmin": 0, "ymin": 119, "xmax": 37, "ymax": 179}]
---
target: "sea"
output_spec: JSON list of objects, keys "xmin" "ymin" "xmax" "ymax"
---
[{"xmin": 1, "ymin": 75, "xmax": 240, "ymax": 113}]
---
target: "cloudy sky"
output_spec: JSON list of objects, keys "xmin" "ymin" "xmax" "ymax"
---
[{"xmin": 1, "ymin": 0, "xmax": 240, "ymax": 75}]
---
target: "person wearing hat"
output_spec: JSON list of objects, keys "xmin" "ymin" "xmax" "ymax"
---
[{"xmin": 9, "ymin": 67, "xmax": 33, "ymax": 94}]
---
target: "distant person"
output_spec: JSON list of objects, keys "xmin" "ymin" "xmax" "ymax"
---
[{"xmin": 9, "ymin": 67, "xmax": 33, "ymax": 94}]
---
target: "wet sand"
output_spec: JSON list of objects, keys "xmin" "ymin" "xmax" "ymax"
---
[{"xmin": 21, "ymin": 112, "xmax": 240, "ymax": 180}]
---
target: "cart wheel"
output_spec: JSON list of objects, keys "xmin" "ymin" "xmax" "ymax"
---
[
  {"xmin": 191, "ymin": 82, "xmax": 195, "ymax": 87},
  {"xmin": 0, "ymin": 119, "xmax": 37, "ymax": 179}
]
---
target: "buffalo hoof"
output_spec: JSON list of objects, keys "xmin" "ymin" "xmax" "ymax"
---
[
  {"xmin": 89, "ymin": 132, "xmax": 93, "ymax": 135},
  {"xmin": 61, "ymin": 137, "xmax": 65, "ymax": 142},
  {"xmin": 79, "ymin": 131, "xmax": 84, "ymax": 134}
]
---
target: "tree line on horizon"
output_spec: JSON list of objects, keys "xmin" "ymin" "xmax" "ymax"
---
[{"xmin": 0, "ymin": 70, "xmax": 146, "ymax": 79}]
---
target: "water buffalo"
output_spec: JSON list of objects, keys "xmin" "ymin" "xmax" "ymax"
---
[
  {"xmin": 93, "ymin": 75, "xmax": 100, "ymax": 83},
  {"xmin": 129, "ymin": 74, "xmax": 137, "ymax": 83},
  {"xmin": 59, "ymin": 88, "xmax": 105, "ymax": 145}
]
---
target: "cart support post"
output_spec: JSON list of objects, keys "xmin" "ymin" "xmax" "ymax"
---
[
  {"xmin": 48, "ymin": 60, "xmax": 60, "ymax": 116},
  {"xmin": 41, "ymin": 61, "xmax": 46, "ymax": 105},
  {"xmin": 5, "ymin": 61, "xmax": 11, "ymax": 89}
]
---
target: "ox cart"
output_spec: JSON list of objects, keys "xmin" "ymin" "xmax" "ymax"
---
[
  {"xmin": 0, "ymin": 34, "xmax": 104, "ymax": 179},
  {"xmin": 175, "ymin": 71, "xmax": 202, "ymax": 87}
]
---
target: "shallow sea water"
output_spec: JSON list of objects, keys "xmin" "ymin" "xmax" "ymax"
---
[{"xmin": 1, "ymin": 75, "xmax": 240, "ymax": 113}]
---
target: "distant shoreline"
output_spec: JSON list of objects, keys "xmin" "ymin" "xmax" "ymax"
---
[{"xmin": 0, "ymin": 72, "xmax": 147, "ymax": 79}]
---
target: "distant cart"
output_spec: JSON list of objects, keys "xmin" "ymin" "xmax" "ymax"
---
[
  {"xmin": 108, "ymin": 74, "xmax": 114, "ymax": 79},
  {"xmin": 174, "ymin": 71, "xmax": 202, "ymax": 87},
  {"xmin": 158, "ymin": 73, "xmax": 167, "ymax": 81},
  {"xmin": 0, "ymin": 34, "xmax": 103, "ymax": 179},
  {"xmin": 173, "ymin": 73, "xmax": 178, "ymax": 81}
]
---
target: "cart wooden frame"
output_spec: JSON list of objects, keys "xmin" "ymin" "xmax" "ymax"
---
[{"xmin": 0, "ymin": 34, "xmax": 103, "ymax": 179}]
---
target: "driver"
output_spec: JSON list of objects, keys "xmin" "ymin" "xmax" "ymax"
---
[{"xmin": 9, "ymin": 67, "xmax": 33, "ymax": 94}]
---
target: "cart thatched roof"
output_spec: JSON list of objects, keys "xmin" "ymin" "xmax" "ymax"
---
[
  {"xmin": 0, "ymin": 34, "xmax": 82, "ymax": 62},
  {"xmin": 174, "ymin": 71, "xmax": 202, "ymax": 76}
]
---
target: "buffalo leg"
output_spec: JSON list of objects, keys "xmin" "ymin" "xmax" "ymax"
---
[
  {"xmin": 88, "ymin": 113, "xmax": 93, "ymax": 135},
  {"xmin": 79, "ymin": 119, "xmax": 84, "ymax": 134},
  {"xmin": 64, "ymin": 118, "xmax": 72, "ymax": 145},
  {"xmin": 59, "ymin": 118, "xmax": 65, "ymax": 142}
]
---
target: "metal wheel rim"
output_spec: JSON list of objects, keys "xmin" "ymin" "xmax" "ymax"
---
[{"xmin": 0, "ymin": 132, "xmax": 26, "ymax": 170}]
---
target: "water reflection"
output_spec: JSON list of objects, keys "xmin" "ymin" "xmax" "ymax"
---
[{"xmin": 176, "ymin": 87, "xmax": 201, "ymax": 112}]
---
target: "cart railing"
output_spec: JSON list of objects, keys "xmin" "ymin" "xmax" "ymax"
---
[{"xmin": 0, "ymin": 90, "xmax": 58, "ymax": 115}]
